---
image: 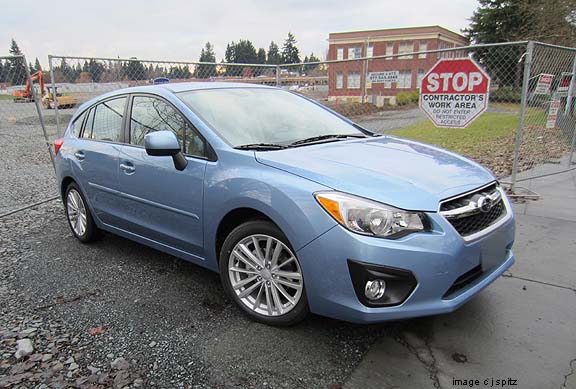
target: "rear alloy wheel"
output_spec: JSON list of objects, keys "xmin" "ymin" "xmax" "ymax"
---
[
  {"xmin": 64, "ymin": 183, "xmax": 100, "ymax": 243},
  {"xmin": 219, "ymin": 221, "xmax": 308, "ymax": 326}
]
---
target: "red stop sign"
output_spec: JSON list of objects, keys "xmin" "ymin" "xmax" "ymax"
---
[{"xmin": 419, "ymin": 58, "xmax": 491, "ymax": 128}]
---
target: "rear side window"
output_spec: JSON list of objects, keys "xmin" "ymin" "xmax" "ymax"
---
[
  {"xmin": 70, "ymin": 111, "xmax": 86, "ymax": 137},
  {"xmin": 84, "ymin": 97, "xmax": 126, "ymax": 142},
  {"xmin": 130, "ymin": 96, "xmax": 205, "ymax": 157}
]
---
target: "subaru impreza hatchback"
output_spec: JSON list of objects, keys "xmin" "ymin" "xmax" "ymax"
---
[{"xmin": 54, "ymin": 83, "xmax": 515, "ymax": 326}]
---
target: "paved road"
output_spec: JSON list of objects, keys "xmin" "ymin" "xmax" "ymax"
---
[{"xmin": 356, "ymin": 108, "xmax": 426, "ymax": 133}]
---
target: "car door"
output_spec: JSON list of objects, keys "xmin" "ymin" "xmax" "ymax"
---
[
  {"xmin": 115, "ymin": 94, "xmax": 208, "ymax": 258},
  {"xmin": 71, "ymin": 96, "xmax": 127, "ymax": 226}
]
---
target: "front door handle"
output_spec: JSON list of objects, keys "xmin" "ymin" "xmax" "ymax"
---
[
  {"xmin": 74, "ymin": 151, "xmax": 85, "ymax": 160},
  {"xmin": 120, "ymin": 162, "xmax": 135, "ymax": 174}
]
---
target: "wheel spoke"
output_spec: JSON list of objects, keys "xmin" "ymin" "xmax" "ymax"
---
[
  {"xmin": 232, "ymin": 274, "xmax": 258, "ymax": 290},
  {"xmin": 264, "ymin": 284, "xmax": 273, "ymax": 315},
  {"xmin": 252, "ymin": 283, "xmax": 264, "ymax": 310},
  {"xmin": 252, "ymin": 236, "xmax": 265, "ymax": 262},
  {"xmin": 272, "ymin": 256, "xmax": 295, "ymax": 272},
  {"xmin": 274, "ymin": 270, "xmax": 302, "ymax": 280},
  {"xmin": 264, "ymin": 237, "xmax": 273, "ymax": 261},
  {"xmin": 229, "ymin": 266, "xmax": 258, "ymax": 275},
  {"xmin": 275, "ymin": 277, "xmax": 302, "ymax": 290},
  {"xmin": 270, "ymin": 282, "xmax": 284, "ymax": 315},
  {"xmin": 231, "ymin": 250, "xmax": 258, "ymax": 271},
  {"xmin": 271, "ymin": 241, "xmax": 283, "ymax": 268},
  {"xmin": 238, "ymin": 279, "xmax": 263, "ymax": 299},
  {"xmin": 274, "ymin": 282, "xmax": 296, "ymax": 306},
  {"xmin": 238, "ymin": 243, "xmax": 263, "ymax": 268}
]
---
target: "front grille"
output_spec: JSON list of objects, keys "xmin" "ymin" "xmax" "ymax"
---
[{"xmin": 440, "ymin": 184, "xmax": 507, "ymax": 238}]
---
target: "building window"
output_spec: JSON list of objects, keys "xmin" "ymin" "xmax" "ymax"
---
[
  {"xmin": 417, "ymin": 69, "xmax": 426, "ymax": 89},
  {"xmin": 438, "ymin": 41, "xmax": 454, "ymax": 58},
  {"xmin": 348, "ymin": 46, "xmax": 362, "ymax": 59},
  {"xmin": 336, "ymin": 72, "xmax": 343, "ymax": 89},
  {"xmin": 337, "ymin": 47, "xmax": 344, "ymax": 60},
  {"xmin": 347, "ymin": 72, "xmax": 361, "ymax": 89},
  {"xmin": 399, "ymin": 41, "xmax": 414, "ymax": 59},
  {"xmin": 386, "ymin": 42, "xmax": 394, "ymax": 59},
  {"xmin": 367, "ymin": 44, "xmax": 374, "ymax": 57},
  {"xmin": 418, "ymin": 40, "xmax": 428, "ymax": 58},
  {"xmin": 398, "ymin": 70, "xmax": 412, "ymax": 88}
]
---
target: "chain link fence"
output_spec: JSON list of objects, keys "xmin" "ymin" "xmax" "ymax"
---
[
  {"xmin": 0, "ymin": 55, "xmax": 56, "ymax": 217},
  {"xmin": 1, "ymin": 42, "xmax": 573, "ymax": 205},
  {"xmin": 511, "ymin": 42, "xmax": 576, "ymax": 188}
]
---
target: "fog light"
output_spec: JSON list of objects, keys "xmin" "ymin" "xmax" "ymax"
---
[{"xmin": 364, "ymin": 279, "xmax": 386, "ymax": 300}]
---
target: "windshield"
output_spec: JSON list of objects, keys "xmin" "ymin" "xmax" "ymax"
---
[{"xmin": 178, "ymin": 88, "xmax": 364, "ymax": 147}]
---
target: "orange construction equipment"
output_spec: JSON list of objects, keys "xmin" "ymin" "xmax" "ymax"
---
[{"xmin": 12, "ymin": 71, "xmax": 45, "ymax": 103}]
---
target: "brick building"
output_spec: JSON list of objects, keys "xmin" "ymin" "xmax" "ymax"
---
[{"xmin": 327, "ymin": 26, "xmax": 468, "ymax": 105}]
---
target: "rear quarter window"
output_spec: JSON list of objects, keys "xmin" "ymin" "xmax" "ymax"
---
[{"xmin": 70, "ymin": 111, "xmax": 87, "ymax": 137}]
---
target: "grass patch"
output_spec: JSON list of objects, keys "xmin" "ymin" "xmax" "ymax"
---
[
  {"xmin": 0, "ymin": 94, "xmax": 15, "ymax": 100},
  {"xmin": 392, "ymin": 109, "xmax": 565, "ymax": 177}
]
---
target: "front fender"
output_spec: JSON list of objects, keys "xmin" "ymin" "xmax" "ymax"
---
[{"xmin": 202, "ymin": 151, "xmax": 337, "ymax": 271}]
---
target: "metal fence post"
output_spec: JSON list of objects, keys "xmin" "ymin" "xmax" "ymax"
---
[
  {"xmin": 48, "ymin": 55, "xmax": 61, "ymax": 136},
  {"xmin": 23, "ymin": 55, "xmax": 55, "ymax": 169},
  {"xmin": 566, "ymin": 54, "xmax": 576, "ymax": 166},
  {"xmin": 276, "ymin": 65, "xmax": 281, "ymax": 87},
  {"xmin": 511, "ymin": 41, "xmax": 534, "ymax": 191}
]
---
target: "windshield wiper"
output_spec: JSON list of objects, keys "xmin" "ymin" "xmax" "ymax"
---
[
  {"xmin": 290, "ymin": 134, "xmax": 367, "ymax": 146},
  {"xmin": 235, "ymin": 143, "xmax": 289, "ymax": 151}
]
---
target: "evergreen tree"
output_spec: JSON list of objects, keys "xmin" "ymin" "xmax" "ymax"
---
[
  {"xmin": 225, "ymin": 40, "xmax": 258, "ymax": 64},
  {"xmin": 8, "ymin": 39, "xmax": 27, "ymax": 85},
  {"xmin": 303, "ymin": 53, "xmax": 320, "ymax": 74},
  {"xmin": 196, "ymin": 42, "xmax": 217, "ymax": 78},
  {"xmin": 281, "ymin": 32, "xmax": 300, "ymax": 64},
  {"xmin": 88, "ymin": 59, "xmax": 105, "ymax": 82},
  {"xmin": 34, "ymin": 58, "xmax": 42, "ymax": 72},
  {"xmin": 0, "ymin": 60, "xmax": 5, "ymax": 83},
  {"xmin": 266, "ymin": 41, "xmax": 281, "ymax": 65},
  {"xmin": 257, "ymin": 48, "xmax": 266, "ymax": 64},
  {"xmin": 124, "ymin": 58, "xmax": 146, "ymax": 80}
]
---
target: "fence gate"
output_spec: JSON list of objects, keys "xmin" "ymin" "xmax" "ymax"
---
[{"xmin": 0, "ymin": 55, "xmax": 55, "ymax": 217}]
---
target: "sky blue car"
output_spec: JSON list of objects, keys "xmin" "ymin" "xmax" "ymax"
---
[{"xmin": 54, "ymin": 83, "xmax": 515, "ymax": 326}]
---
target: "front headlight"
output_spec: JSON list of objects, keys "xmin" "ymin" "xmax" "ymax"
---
[{"xmin": 315, "ymin": 192, "xmax": 428, "ymax": 238}]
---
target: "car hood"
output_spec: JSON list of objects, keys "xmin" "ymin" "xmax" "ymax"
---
[{"xmin": 255, "ymin": 136, "xmax": 495, "ymax": 212}]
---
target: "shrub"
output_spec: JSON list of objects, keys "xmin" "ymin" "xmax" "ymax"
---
[
  {"xmin": 490, "ymin": 86, "xmax": 521, "ymax": 103},
  {"xmin": 396, "ymin": 91, "xmax": 419, "ymax": 106}
]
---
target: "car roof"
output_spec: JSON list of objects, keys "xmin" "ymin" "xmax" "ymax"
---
[
  {"xmin": 126, "ymin": 82, "xmax": 275, "ymax": 94},
  {"xmin": 72, "ymin": 82, "xmax": 277, "ymax": 119}
]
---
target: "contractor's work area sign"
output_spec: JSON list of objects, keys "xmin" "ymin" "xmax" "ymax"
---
[{"xmin": 419, "ymin": 58, "xmax": 491, "ymax": 128}]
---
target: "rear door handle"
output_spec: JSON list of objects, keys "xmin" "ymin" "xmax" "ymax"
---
[
  {"xmin": 74, "ymin": 151, "xmax": 85, "ymax": 160},
  {"xmin": 120, "ymin": 162, "xmax": 135, "ymax": 174}
]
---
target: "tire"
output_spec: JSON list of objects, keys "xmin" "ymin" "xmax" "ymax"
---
[
  {"xmin": 64, "ymin": 182, "xmax": 101, "ymax": 243},
  {"xmin": 219, "ymin": 220, "xmax": 309, "ymax": 326}
]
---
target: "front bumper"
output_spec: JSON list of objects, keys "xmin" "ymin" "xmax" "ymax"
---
[{"xmin": 296, "ymin": 210, "xmax": 515, "ymax": 324}]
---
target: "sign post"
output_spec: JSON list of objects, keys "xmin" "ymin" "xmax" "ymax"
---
[{"xmin": 419, "ymin": 58, "xmax": 490, "ymax": 128}]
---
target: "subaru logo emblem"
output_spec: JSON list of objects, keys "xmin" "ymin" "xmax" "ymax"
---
[{"xmin": 477, "ymin": 196, "xmax": 494, "ymax": 213}]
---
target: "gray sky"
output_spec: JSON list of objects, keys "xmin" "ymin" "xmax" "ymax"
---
[{"xmin": 1, "ymin": 0, "xmax": 478, "ymax": 66}]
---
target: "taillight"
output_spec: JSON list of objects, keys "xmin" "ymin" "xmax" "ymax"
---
[{"xmin": 54, "ymin": 138, "xmax": 64, "ymax": 155}]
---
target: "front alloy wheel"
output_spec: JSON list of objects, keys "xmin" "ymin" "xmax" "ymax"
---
[{"xmin": 220, "ymin": 221, "xmax": 308, "ymax": 325}]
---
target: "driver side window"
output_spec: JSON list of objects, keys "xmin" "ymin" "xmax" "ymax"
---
[{"xmin": 130, "ymin": 96, "xmax": 205, "ymax": 157}]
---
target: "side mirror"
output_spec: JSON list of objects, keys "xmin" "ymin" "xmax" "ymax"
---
[{"xmin": 144, "ymin": 131, "xmax": 188, "ymax": 171}]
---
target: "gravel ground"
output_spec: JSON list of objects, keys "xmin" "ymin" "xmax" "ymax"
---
[{"xmin": 0, "ymin": 104, "xmax": 400, "ymax": 388}]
